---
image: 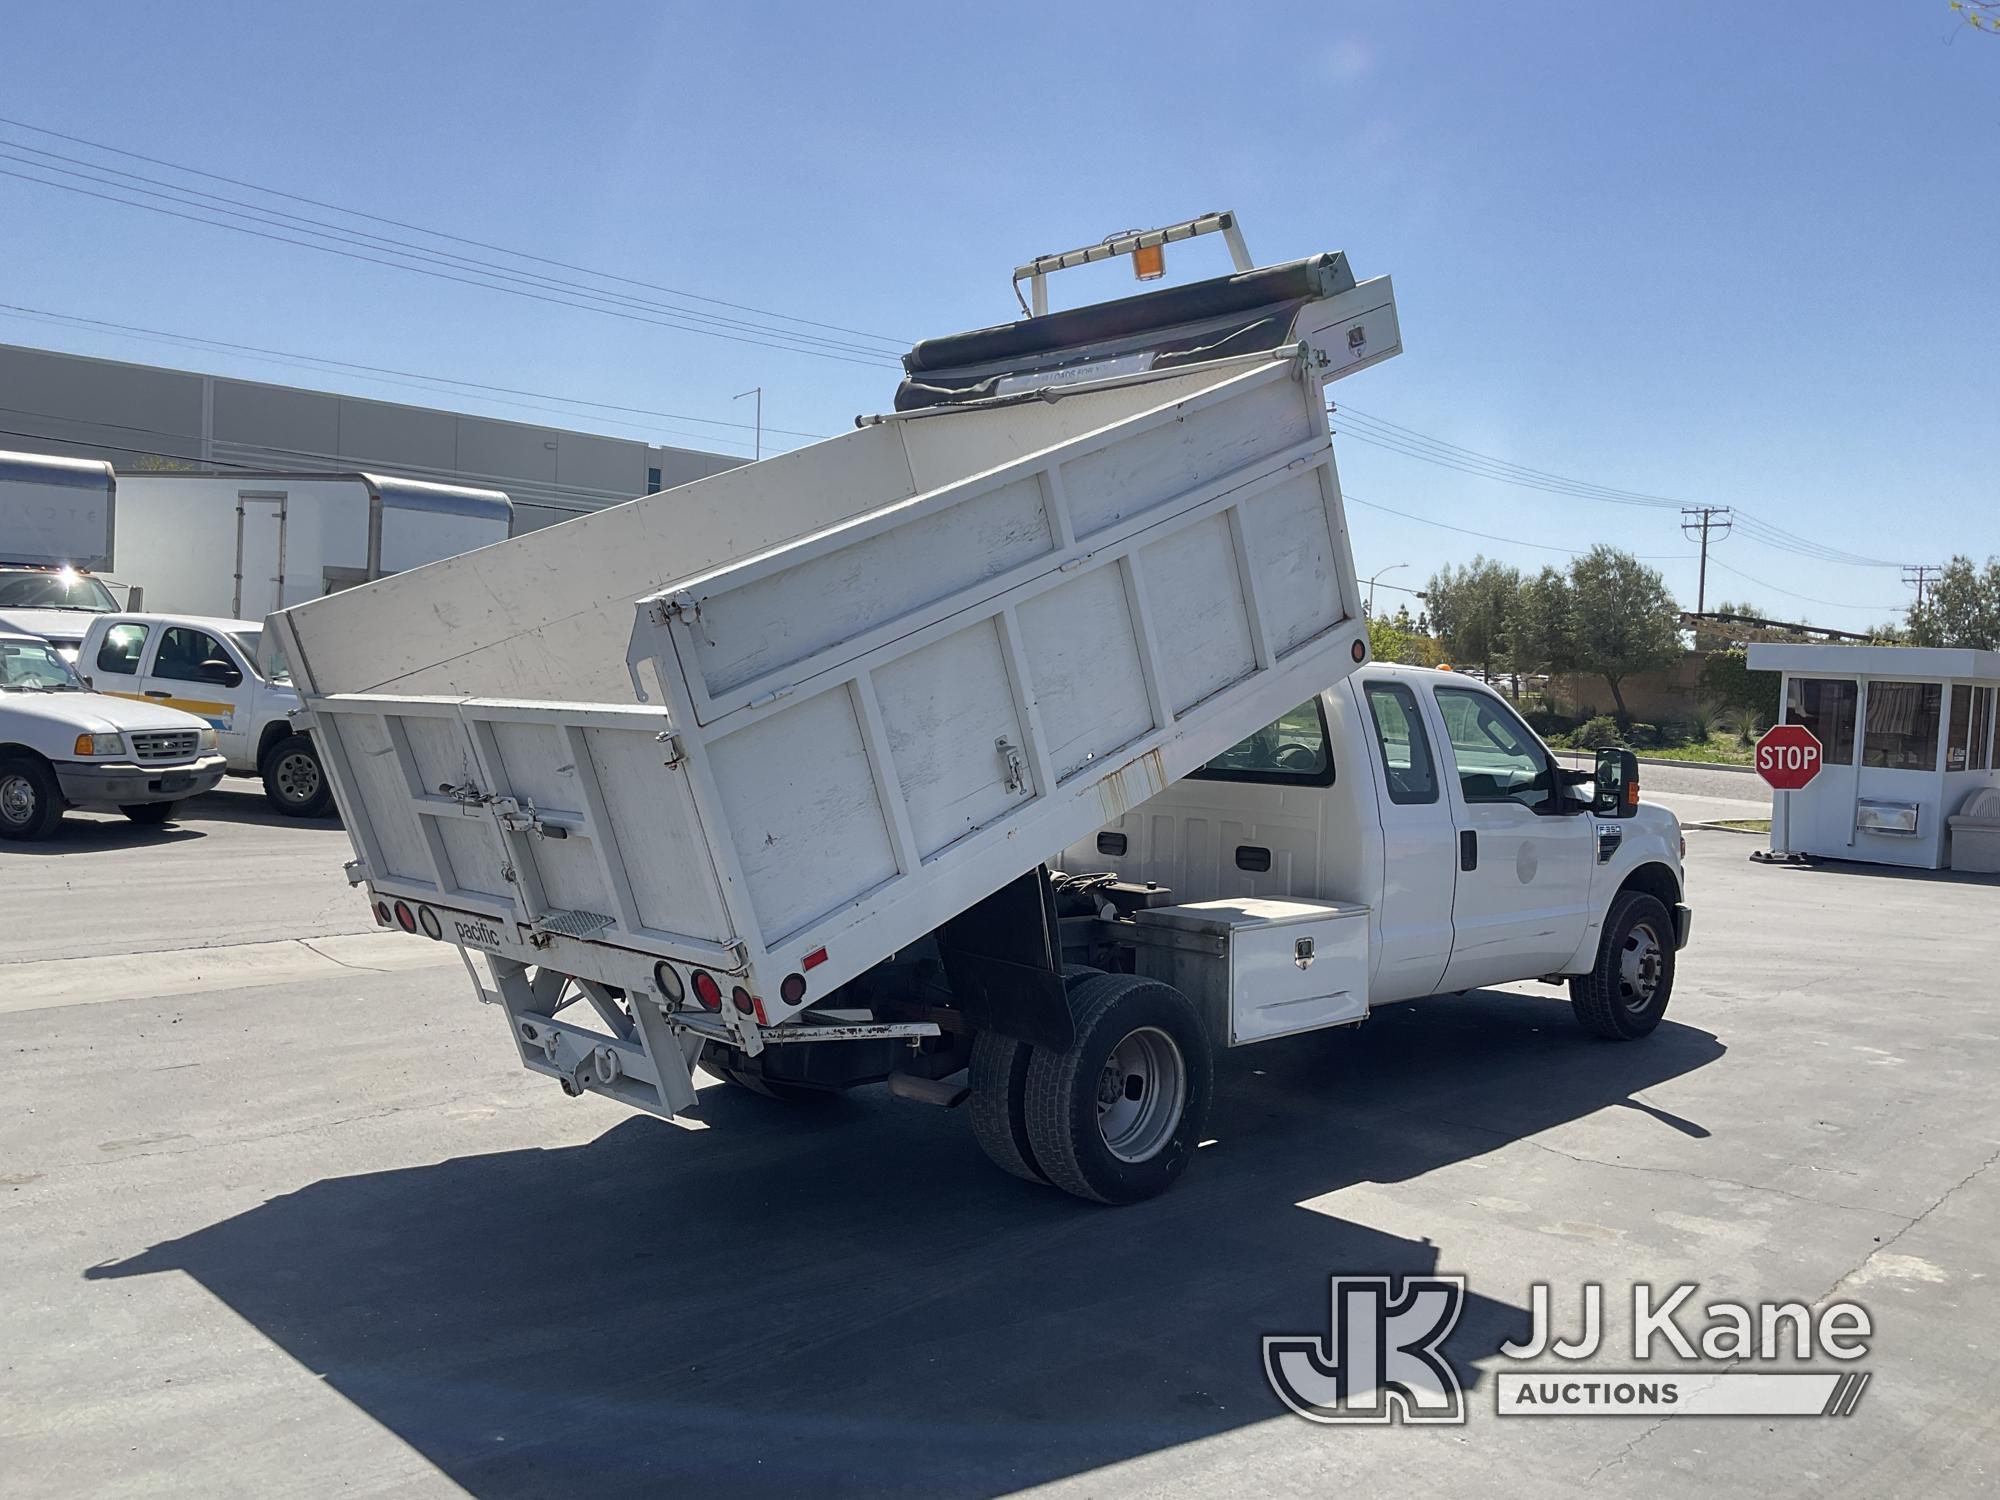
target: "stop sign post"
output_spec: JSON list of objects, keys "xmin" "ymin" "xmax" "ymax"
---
[{"xmin": 1755, "ymin": 723, "xmax": 1822, "ymax": 858}]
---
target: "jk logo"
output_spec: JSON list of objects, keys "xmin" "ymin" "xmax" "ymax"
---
[{"xmin": 1263, "ymin": 1275, "xmax": 1467, "ymax": 1424}]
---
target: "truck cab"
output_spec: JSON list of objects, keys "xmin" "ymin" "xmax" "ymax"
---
[
  {"xmin": 0, "ymin": 563, "xmax": 121, "ymax": 662},
  {"xmin": 76, "ymin": 612, "xmax": 330, "ymax": 817},
  {"xmin": 1064, "ymin": 663, "xmax": 1689, "ymax": 1021}
]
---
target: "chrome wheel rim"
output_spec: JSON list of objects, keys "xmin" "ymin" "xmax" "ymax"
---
[
  {"xmin": 1096, "ymin": 1026, "xmax": 1185, "ymax": 1164},
  {"xmin": 0, "ymin": 772, "xmax": 36, "ymax": 826},
  {"xmin": 274, "ymin": 751, "xmax": 320, "ymax": 803},
  {"xmin": 1618, "ymin": 920, "xmax": 1664, "ymax": 1013}
]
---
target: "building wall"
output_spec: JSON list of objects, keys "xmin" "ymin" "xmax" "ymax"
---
[{"xmin": 0, "ymin": 341, "xmax": 745, "ymax": 533}]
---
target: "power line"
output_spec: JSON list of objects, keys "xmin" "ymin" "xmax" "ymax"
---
[
  {"xmin": 1342, "ymin": 491, "xmax": 1689, "ymax": 561},
  {"xmin": 1333, "ymin": 401, "xmax": 1911, "ymax": 570},
  {"xmin": 0, "ymin": 301, "xmax": 831, "ymax": 448},
  {"xmin": 1902, "ymin": 563, "xmax": 1943, "ymax": 612},
  {"xmin": 0, "ymin": 162, "xmax": 903, "ymax": 370},
  {"xmin": 0, "ymin": 114, "xmax": 911, "ymax": 352},
  {"xmin": 1705, "ymin": 558, "xmax": 1902, "ymax": 613}
]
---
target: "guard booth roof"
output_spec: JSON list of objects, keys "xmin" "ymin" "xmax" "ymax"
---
[{"xmin": 895, "ymin": 253, "xmax": 1356, "ymax": 412}]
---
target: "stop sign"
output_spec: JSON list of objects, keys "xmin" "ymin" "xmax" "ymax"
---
[{"xmin": 1756, "ymin": 724, "xmax": 1823, "ymax": 791}]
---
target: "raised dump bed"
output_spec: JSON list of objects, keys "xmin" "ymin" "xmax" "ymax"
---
[{"xmin": 273, "ymin": 221, "xmax": 1401, "ymax": 1199}]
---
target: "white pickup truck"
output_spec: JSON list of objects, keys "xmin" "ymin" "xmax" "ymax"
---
[
  {"xmin": 273, "ymin": 215, "xmax": 1691, "ymax": 1203},
  {"xmin": 0, "ymin": 632, "xmax": 226, "ymax": 838},
  {"xmin": 76, "ymin": 612, "xmax": 329, "ymax": 816}
]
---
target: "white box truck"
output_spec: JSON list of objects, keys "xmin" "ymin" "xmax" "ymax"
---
[
  {"xmin": 273, "ymin": 216, "xmax": 1689, "ymax": 1203},
  {"xmin": 111, "ymin": 471, "xmax": 514, "ymax": 621},
  {"xmin": 0, "ymin": 449, "xmax": 122, "ymax": 659}
]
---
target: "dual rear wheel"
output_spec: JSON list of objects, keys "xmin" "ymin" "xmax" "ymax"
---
[{"xmin": 971, "ymin": 969, "xmax": 1213, "ymax": 1205}]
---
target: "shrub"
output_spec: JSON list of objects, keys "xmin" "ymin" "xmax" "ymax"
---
[
  {"xmin": 1573, "ymin": 714, "xmax": 1623, "ymax": 749},
  {"xmin": 1523, "ymin": 705, "xmax": 1583, "ymax": 737}
]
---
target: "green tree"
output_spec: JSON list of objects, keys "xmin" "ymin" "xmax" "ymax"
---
[
  {"xmin": 1908, "ymin": 555, "xmax": 2000, "ymax": 650},
  {"xmin": 1566, "ymin": 545, "xmax": 1682, "ymax": 723},
  {"xmin": 1424, "ymin": 556, "xmax": 1519, "ymax": 683},
  {"xmin": 1510, "ymin": 565, "xmax": 1575, "ymax": 677},
  {"xmin": 1698, "ymin": 647, "xmax": 1780, "ymax": 731}
]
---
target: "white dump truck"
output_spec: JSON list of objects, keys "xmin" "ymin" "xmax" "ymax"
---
[{"xmin": 274, "ymin": 215, "xmax": 1689, "ymax": 1203}]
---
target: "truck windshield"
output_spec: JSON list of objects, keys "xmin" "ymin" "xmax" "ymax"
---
[
  {"xmin": 0, "ymin": 568, "xmax": 118, "ymax": 612},
  {"xmin": 0, "ymin": 638, "xmax": 84, "ymax": 691},
  {"xmin": 1189, "ymin": 699, "xmax": 1335, "ymax": 785},
  {"xmin": 240, "ymin": 630, "xmax": 293, "ymax": 685}
]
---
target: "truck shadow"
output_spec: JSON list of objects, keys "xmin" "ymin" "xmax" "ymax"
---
[{"xmin": 86, "ymin": 992, "xmax": 1723, "ymax": 1498}]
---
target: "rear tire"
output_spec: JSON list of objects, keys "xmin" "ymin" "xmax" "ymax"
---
[
  {"xmin": 1024, "ymin": 972, "xmax": 1212, "ymax": 1205},
  {"xmin": 1570, "ymin": 890, "xmax": 1675, "ymax": 1040},
  {"xmin": 120, "ymin": 801, "xmax": 176, "ymax": 825},
  {"xmin": 968, "ymin": 965, "xmax": 1100, "ymax": 1186},
  {"xmin": 262, "ymin": 734, "xmax": 333, "ymax": 817},
  {"xmin": 0, "ymin": 754, "xmax": 64, "ymax": 841}
]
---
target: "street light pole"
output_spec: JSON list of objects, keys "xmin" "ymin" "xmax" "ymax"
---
[
  {"xmin": 734, "ymin": 386, "xmax": 763, "ymax": 461},
  {"xmin": 1365, "ymin": 562, "xmax": 1409, "ymax": 617}
]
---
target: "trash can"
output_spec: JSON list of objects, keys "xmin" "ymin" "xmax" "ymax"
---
[{"xmin": 1948, "ymin": 786, "xmax": 2000, "ymax": 874}]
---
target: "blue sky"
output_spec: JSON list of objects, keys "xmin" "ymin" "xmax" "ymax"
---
[{"xmin": 4, "ymin": 1, "xmax": 1994, "ymax": 630}]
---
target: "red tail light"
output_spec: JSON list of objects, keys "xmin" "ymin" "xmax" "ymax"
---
[
  {"xmin": 373, "ymin": 901, "xmax": 391, "ymax": 927},
  {"xmin": 393, "ymin": 901, "xmax": 417, "ymax": 933},
  {"xmin": 731, "ymin": 985, "xmax": 755, "ymax": 1016},
  {"xmin": 779, "ymin": 973, "xmax": 806, "ymax": 1005},
  {"xmin": 691, "ymin": 970, "xmax": 722, "ymax": 1011}
]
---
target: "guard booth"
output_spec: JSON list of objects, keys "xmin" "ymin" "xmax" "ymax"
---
[{"xmin": 1748, "ymin": 644, "xmax": 2000, "ymax": 870}]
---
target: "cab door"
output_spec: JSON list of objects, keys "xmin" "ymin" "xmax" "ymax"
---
[
  {"xmin": 1349, "ymin": 675, "xmax": 1457, "ymax": 1001},
  {"xmin": 1427, "ymin": 683, "xmax": 1595, "ymax": 990},
  {"xmin": 139, "ymin": 623, "xmax": 250, "ymax": 762}
]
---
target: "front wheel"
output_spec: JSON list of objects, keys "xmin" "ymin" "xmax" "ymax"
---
[
  {"xmin": 262, "ymin": 734, "xmax": 333, "ymax": 817},
  {"xmin": 1570, "ymin": 890, "xmax": 1676, "ymax": 1039},
  {"xmin": 1023, "ymin": 973, "xmax": 1212, "ymax": 1204},
  {"xmin": 0, "ymin": 754, "xmax": 64, "ymax": 840}
]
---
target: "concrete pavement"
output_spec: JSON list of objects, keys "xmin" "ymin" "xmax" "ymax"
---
[{"xmin": 4, "ymin": 811, "xmax": 1998, "ymax": 1498}]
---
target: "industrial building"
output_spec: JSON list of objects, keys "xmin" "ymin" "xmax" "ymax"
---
[{"xmin": 0, "ymin": 341, "xmax": 744, "ymax": 533}]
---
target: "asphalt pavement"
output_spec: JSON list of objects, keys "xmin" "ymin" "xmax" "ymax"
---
[{"xmin": 2, "ymin": 780, "xmax": 1996, "ymax": 1499}]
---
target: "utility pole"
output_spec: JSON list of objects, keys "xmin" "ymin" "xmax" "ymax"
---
[
  {"xmin": 734, "ymin": 386, "xmax": 763, "ymax": 461},
  {"xmin": 1679, "ymin": 506, "xmax": 1733, "ymax": 613},
  {"xmin": 1902, "ymin": 563, "xmax": 1941, "ymax": 614}
]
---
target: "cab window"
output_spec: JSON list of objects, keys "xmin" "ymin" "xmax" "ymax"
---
[
  {"xmin": 1434, "ymin": 686, "xmax": 1551, "ymax": 809},
  {"xmin": 95, "ymin": 622, "xmax": 150, "ymax": 676},
  {"xmin": 1190, "ymin": 699, "xmax": 1336, "ymax": 786},
  {"xmin": 152, "ymin": 627, "xmax": 234, "ymax": 684},
  {"xmin": 1363, "ymin": 681, "xmax": 1438, "ymax": 805}
]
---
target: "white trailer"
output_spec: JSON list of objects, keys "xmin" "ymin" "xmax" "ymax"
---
[
  {"xmin": 111, "ymin": 471, "xmax": 513, "ymax": 622},
  {"xmin": 0, "ymin": 450, "xmax": 122, "ymax": 658},
  {"xmin": 280, "ymin": 217, "xmax": 1674, "ymax": 1204}
]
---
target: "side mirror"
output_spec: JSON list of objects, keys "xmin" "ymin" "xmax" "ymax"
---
[
  {"xmin": 125, "ymin": 586, "xmax": 144, "ymax": 611},
  {"xmin": 200, "ymin": 658, "xmax": 244, "ymax": 688},
  {"xmin": 1591, "ymin": 747, "xmax": 1640, "ymax": 818}
]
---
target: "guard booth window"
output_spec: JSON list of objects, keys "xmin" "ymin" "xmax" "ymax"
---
[
  {"xmin": 1862, "ymin": 681, "xmax": 1942, "ymax": 770},
  {"xmin": 1946, "ymin": 684, "xmax": 1994, "ymax": 772},
  {"xmin": 1787, "ymin": 678, "xmax": 1857, "ymax": 766}
]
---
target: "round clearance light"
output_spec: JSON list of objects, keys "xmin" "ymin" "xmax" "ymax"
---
[
  {"xmin": 652, "ymin": 961, "xmax": 686, "ymax": 1005},
  {"xmin": 779, "ymin": 972, "xmax": 807, "ymax": 1006},
  {"xmin": 417, "ymin": 906, "xmax": 443, "ymax": 940},
  {"xmin": 373, "ymin": 901, "xmax": 391, "ymax": 927},
  {"xmin": 731, "ymin": 985, "xmax": 755, "ymax": 1016},
  {"xmin": 393, "ymin": 901, "xmax": 417, "ymax": 933},
  {"xmin": 1351, "ymin": 638, "xmax": 1367, "ymax": 663},
  {"xmin": 691, "ymin": 970, "xmax": 722, "ymax": 1012}
]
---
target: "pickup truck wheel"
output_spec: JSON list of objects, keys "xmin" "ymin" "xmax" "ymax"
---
[
  {"xmin": 261, "ymin": 734, "xmax": 333, "ymax": 817},
  {"xmin": 120, "ymin": 802, "xmax": 176, "ymax": 825},
  {"xmin": 0, "ymin": 754, "xmax": 64, "ymax": 840},
  {"xmin": 1570, "ymin": 890, "xmax": 1676, "ymax": 1040},
  {"xmin": 968, "ymin": 965, "xmax": 1101, "ymax": 1187},
  {"xmin": 1024, "ymin": 972, "xmax": 1212, "ymax": 1205}
]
